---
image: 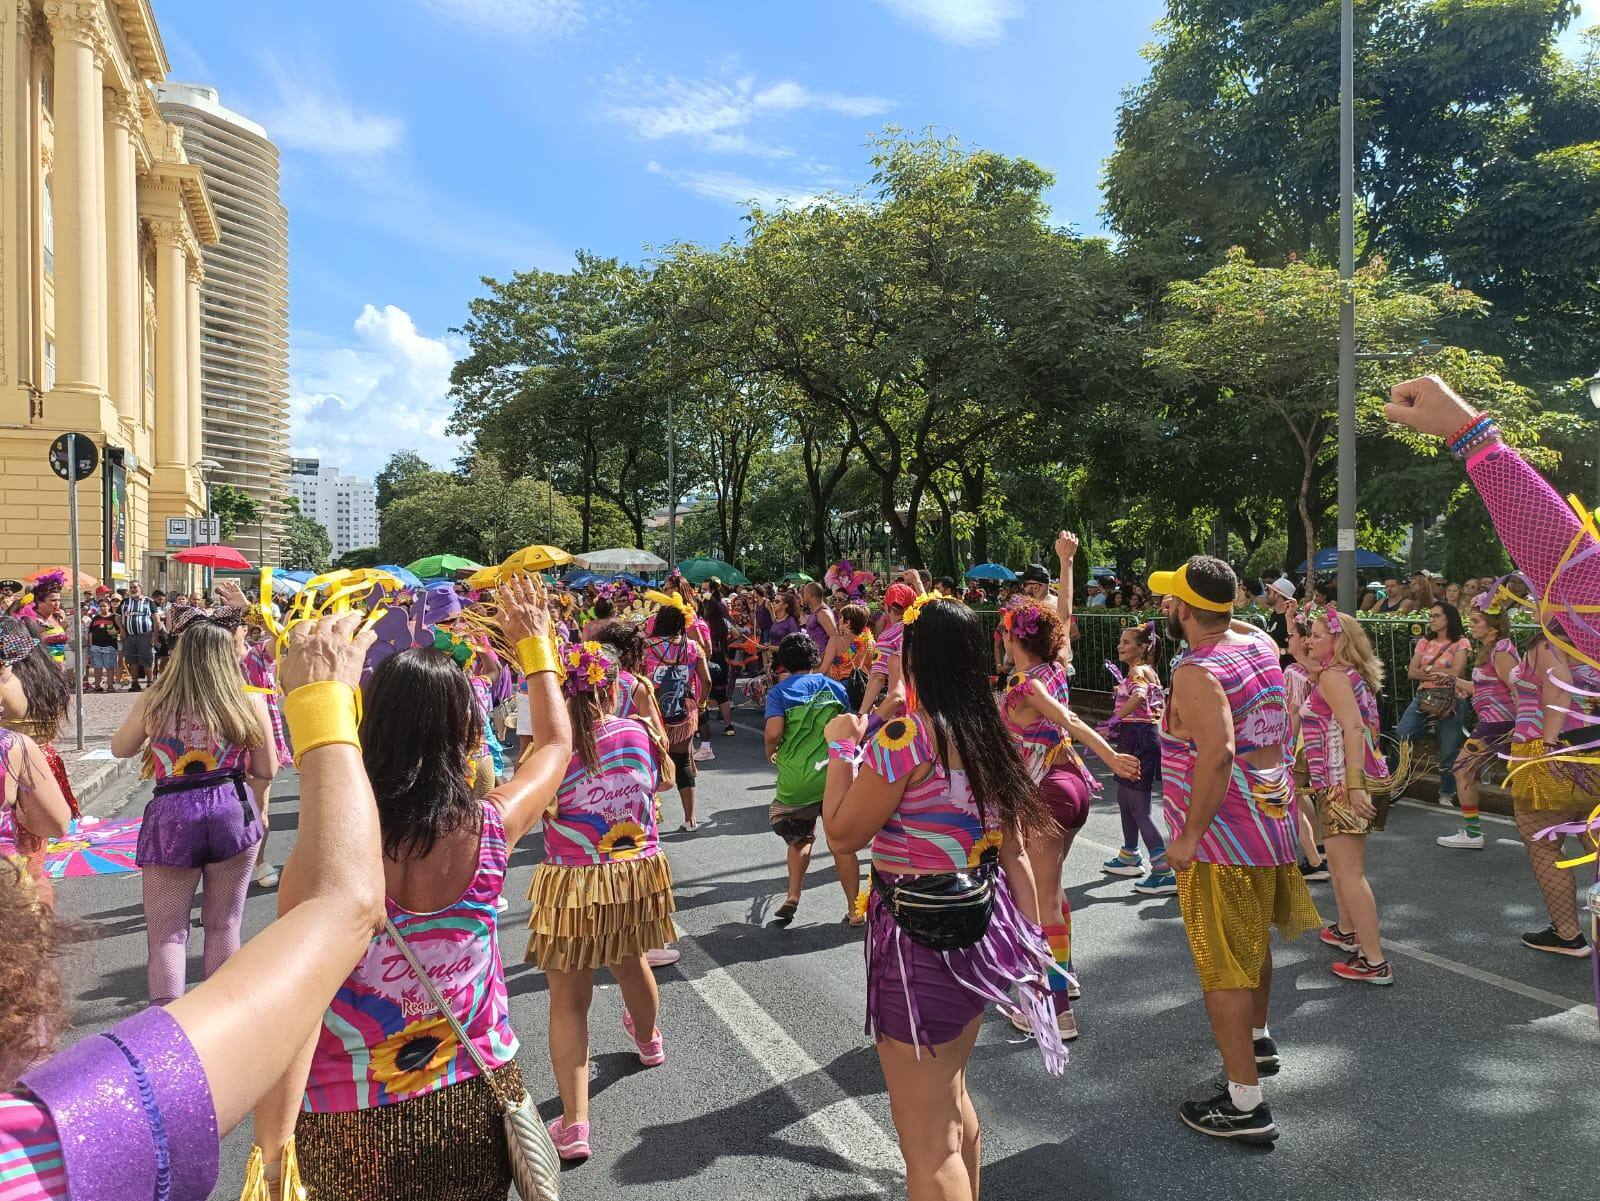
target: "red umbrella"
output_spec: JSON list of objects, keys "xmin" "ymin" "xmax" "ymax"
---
[
  {"xmin": 25, "ymin": 566, "xmax": 98, "ymax": 591},
  {"xmin": 172, "ymin": 544, "xmax": 252, "ymax": 570}
]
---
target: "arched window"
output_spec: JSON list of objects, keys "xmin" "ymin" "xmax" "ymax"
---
[{"xmin": 42, "ymin": 177, "xmax": 54, "ymax": 278}]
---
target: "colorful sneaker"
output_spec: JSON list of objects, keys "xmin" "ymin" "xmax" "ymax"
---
[
  {"xmin": 645, "ymin": 946, "xmax": 681, "ymax": 968},
  {"xmin": 1253, "ymin": 1035, "xmax": 1280, "ymax": 1077},
  {"xmin": 1437, "ymin": 829, "xmax": 1484, "ymax": 849},
  {"xmin": 1521, "ymin": 924, "xmax": 1591, "ymax": 957},
  {"xmin": 1133, "ymin": 869, "xmax": 1178, "ymax": 896},
  {"xmin": 547, "ymin": 1116, "xmax": 591, "ymax": 1162},
  {"xmin": 1319, "ymin": 923, "xmax": 1358, "ymax": 952},
  {"xmin": 1330, "ymin": 953, "xmax": 1395, "ymax": 985},
  {"xmin": 692, "ymin": 741, "xmax": 715, "ymax": 762},
  {"xmin": 1102, "ymin": 853, "xmax": 1144, "ymax": 878},
  {"xmin": 1178, "ymin": 1086, "xmax": 1277, "ymax": 1144},
  {"xmin": 623, "ymin": 1010, "xmax": 667, "ymax": 1066}
]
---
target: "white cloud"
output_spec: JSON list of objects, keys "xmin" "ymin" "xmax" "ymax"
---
[
  {"xmin": 602, "ymin": 70, "xmax": 891, "ymax": 159},
  {"xmin": 646, "ymin": 161, "xmax": 831, "ymax": 209},
  {"xmin": 257, "ymin": 59, "xmax": 404, "ymax": 157},
  {"xmin": 415, "ymin": 0, "xmax": 589, "ymax": 37},
  {"xmin": 289, "ymin": 305, "xmax": 462, "ymax": 477},
  {"xmin": 876, "ymin": 0, "xmax": 1021, "ymax": 45}
]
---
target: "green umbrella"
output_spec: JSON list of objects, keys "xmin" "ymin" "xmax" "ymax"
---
[
  {"xmin": 406, "ymin": 553, "xmax": 484, "ymax": 580},
  {"xmin": 677, "ymin": 557, "xmax": 750, "ymax": 586},
  {"xmin": 781, "ymin": 571, "xmax": 815, "ymax": 584}
]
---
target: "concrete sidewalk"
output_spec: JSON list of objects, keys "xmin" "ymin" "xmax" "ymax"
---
[{"xmin": 53, "ymin": 687, "xmax": 141, "ymax": 812}]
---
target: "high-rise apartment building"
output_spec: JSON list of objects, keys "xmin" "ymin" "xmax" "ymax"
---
[
  {"xmin": 156, "ymin": 82, "xmax": 289, "ymax": 565},
  {"xmin": 290, "ymin": 457, "xmax": 379, "ymax": 560},
  {"xmin": 0, "ymin": 2, "xmax": 218, "ymax": 590}
]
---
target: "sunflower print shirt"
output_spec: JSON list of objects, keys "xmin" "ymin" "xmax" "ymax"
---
[
  {"xmin": 145, "ymin": 713, "xmax": 249, "ymax": 779},
  {"xmin": 544, "ymin": 715, "xmax": 662, "ymax": 866},
  {"xmin": 865, "ymin": 713, "xmax": 997, "ymax": 873},
  {"xmin": 302, "ymin": 802, "xmax": 518, "ymax": 1112}
]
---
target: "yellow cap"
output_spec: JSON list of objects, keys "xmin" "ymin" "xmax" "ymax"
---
[{"xmin": 1147, "ymin": 563, "xmax": 1233, "ymax": 614}]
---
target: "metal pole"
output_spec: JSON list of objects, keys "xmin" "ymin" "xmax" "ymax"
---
[
  {"xmin": 666, "ymin": 394, "xmax": 677, "ymax": 568},
  {"xmin": 1336, "ymin": 0, "xmax": 1358, "ymax": 613},
  {"xmin": 67, "ymin": 435, "xmax": 84, "ymax": 750},
  {"xmin": 203, "ymin": 479, "xmax": 214, "ymax": 598}
]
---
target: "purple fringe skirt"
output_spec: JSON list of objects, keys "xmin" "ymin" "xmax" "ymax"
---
[{"xmin": 865, "ymin": 865, "xmax": 1066, "ymax": 1074}]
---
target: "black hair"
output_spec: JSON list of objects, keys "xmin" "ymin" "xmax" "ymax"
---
[
  {"xmin": 902, "ymin": 602, "xmax": 1054, "ymax": 836},
  {"xmin": 1183, "ymin": 555, "xmax": 1236, "ymax": 625},
  {"xmin": 592, "ymin": 596, "xmax": 615, "ymax": 620},
  {"xmin": 0, "ymin": 618, "xmax": 66, "ymax": 727},
  {"xmin": 360, "ymin": 648, "xmax": 484, "ymax": 861},
  {"xmin": 934, "ymin": 576, "xmax": 955, "ymax": 590},
  {"xmin": 1431, "ymin": 600, "xmax": 1466, "ymax": 643},
  {"xmin": 1242, "ymin": 577, "xmax": 1263, "ymax": 597},
  {"xmin": 776, "ymin": 632, "xmax": 820, "ymax": 674},
  {"xmin": 653, "ymin": 603, "xmax": 687, "ymax": 638},
  {"xmin": 700, "ymin": 581, "xmax": 729, "ymax": 651},
  {"xmin": 588, "ymin": 618, "xmax": 646, "ymax": 672}
]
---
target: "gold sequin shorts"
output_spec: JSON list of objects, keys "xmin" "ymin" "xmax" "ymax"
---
[
  {"xmin": 294, "ymin": 1061, "xmax": 524, "ymax": 1201},
  {"xmin": 526, "ymin": 851, "xmax": 678, "ymax": 972},
  {"xmin": 1175, "ymin": 862, "xmax": 1321, "ymax": 992},
  {"xmin": 1508, "ymin": 739, "xmax": 1594, "ymax": 813},
  {"xmin": 1312, "ymin": 786, "xmax": 1371, "ymax": 837}
]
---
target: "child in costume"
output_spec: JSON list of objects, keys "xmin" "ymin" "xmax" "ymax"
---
[{"xmin": 1101, "ymin": 620, "xmax": 1174, "ymax": 893}]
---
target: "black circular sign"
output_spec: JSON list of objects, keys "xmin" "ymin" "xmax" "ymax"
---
[{"xmin": 48, "ymin": 433, "xmax": 98, "ymax": 481}]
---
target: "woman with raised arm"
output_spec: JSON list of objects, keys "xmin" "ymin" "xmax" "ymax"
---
[
  {"xmin": 823, "ymin": 595, "xmax": 1062, "ymax": 1201},
  {"xmin": 0, "ymin": 613, "xmax": 383, "ymax": 1201},
  {"xmin": 246, "ymin": 574, "xmax": 572, "ymax": 1199}
]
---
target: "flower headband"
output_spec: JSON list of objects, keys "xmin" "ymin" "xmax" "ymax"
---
[
  {"xmin": 561, "ymin": 640, "xmax": 617, "ymax": 697},
  {"xmin": 1001, "ymin": 600, "xmax": 1044, "ymax": 641},
  {"xmin": 901, "ymin": 592, "xmax": 959, "ymax": 627},
  {"xmin": 1305, "ymin": 605, "xmax": 1344, "ymax": 635}
]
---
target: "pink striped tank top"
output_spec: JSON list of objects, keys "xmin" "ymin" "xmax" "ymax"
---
[
  {"xmin": 145, "ymin": 713, "xmax": 249, "ymax": 779},
  {"xmin": 1513, "ymin": 652, "xmax": 1600, "ymax": 741},
  {"xmin": 302, "ymin": 802, "xmax": 517, "ymax": 1113},
  {"xmin": 1001, "ymin": 661, "xmax": 1071, "ymax": 782},
  {"xmin": 865, "ymin": 714, "xmax": 999, "ymax": 872},
  {"xmin": 1471, "ymin": 639, "xmax": 1519, "ymax": 726},
  {"xmin": 1159, "ymin": 637, "xmax": 1297, "ymax": 867},
  {"xmin": 1113, "ymin": 670, "xmax": 1163, "ymax": 724},
  {"xmin": 1299, "ymin": 666, "xmax": 1391, "ymax": 790},
  {"xmin": 545, "ymin": 716, "xmax": 661, "ymax": 866}
]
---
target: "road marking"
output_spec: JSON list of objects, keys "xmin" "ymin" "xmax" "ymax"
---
[
  {"xmin": 1395, "ymin": 798, "xmax": 1514, "ymax": 826},
  {"xmin": 683, "ymin": 964, "xmax": 903, "ymax": 1187},
  {"xmin": 1380, "ymin": 937, "xmax": 1588, "ymax": 1012}
]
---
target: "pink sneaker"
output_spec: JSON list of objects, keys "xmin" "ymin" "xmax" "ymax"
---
[
  {"xmin": 645, "ymin": 946, "xmax": 680, "ymax": 968},
  {"xmin": 622, "ymin": 1010, "xmax": 667, "ymax": 1066},
  {"xmin": 547, "ymin": 1116, "xmax": 591, "ymax": 1161}
]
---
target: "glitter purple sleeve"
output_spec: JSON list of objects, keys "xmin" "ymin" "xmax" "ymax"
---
[{"xmin": 19, "ymin": 1006, "xmax": 219, "ymax": 1201}]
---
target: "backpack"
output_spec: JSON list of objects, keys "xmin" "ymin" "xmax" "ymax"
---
[
  {"xmin": 775, "ymin": 682, "xmax": 845, "ymax": 808},
  {"xmin": 650, "ymin": 637, "xmax": 698, "ymax": 746}
]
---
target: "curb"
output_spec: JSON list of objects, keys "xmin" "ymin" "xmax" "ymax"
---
[{"xmin": 66, "ymin": 754, "xmax": 142, "ymax": 819}]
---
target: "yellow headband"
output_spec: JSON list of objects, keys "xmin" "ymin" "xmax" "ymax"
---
[
  {"xmin": 901, "ymin": 592, "xmax": 958, "ymax": 626},
  {"xmin": 1146, "ymin": 564, "xmax": 1233, "ymax": 614}
]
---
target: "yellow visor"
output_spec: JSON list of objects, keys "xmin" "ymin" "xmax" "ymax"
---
[{"xmin": 1147, "ymin": 564, "xmax": 1233, "ymax": 614}]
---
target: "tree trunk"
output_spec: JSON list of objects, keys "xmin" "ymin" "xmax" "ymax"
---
[
  {"xmin": 1285, "ymin": 485, "xmax": 1308, "ymax": 583},
  {"xmin": 1297, "ymin": 451, "xmax": 1318, "ymax": 594},
  {"xmin": 1409, "ymin": 517, "xmax": 1428, "ymax": 574}
]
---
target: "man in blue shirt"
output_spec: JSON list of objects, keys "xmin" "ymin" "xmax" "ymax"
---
[{"xmin": 763, "ymin": 634, "xmax": 858, "ymax": 926}]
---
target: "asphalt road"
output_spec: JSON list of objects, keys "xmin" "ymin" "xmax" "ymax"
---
[{"xmin": 54, "ymin": 725, "xmax": 1600, "ymax": 1200}]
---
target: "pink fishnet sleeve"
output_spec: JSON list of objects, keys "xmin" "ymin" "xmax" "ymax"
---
[{"xmin": 1466, "ymin": 441, "xmax": 1600, "ymax": 665}]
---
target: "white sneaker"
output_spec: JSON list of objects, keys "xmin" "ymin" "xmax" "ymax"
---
[
  {"xmin": 645, "ymin": 947, "xmax": 681, "ymax": 968},
  {"xmin": 494, "ymin": 895, "xmax": 509, "ymax": 913},
  {"xmin": 1009, "ymin": 1008, "xmax": 1080, "ymax": 1041},
  {"xmin": 253, "ymin": 862, "xmax": 279, "ymax": 890},
  {"xmin": 1437, "ymin": 829, "xmax": 1484, "ymax": 849}
]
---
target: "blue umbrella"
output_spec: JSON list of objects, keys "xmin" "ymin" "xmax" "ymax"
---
[
  {"xmin": 278, "ymin": 570, "xmax": 314, "ymax": 585},
  {"xmin": 1296, "ymin": 549, "xmax": 1393, "ymax": 573},
  {"xmin": 965, "ymin": 562, "xmax": 1018, "ymax": 581},
  {"xmin": 376, "ymin": 565, "xmax": 423, "ymax": 590}
]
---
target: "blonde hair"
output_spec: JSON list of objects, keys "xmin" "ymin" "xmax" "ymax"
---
[
  {"xmin": 1322, "ymin": 614, "xmax": 1384, "ymax": 694},
  {"xmin": 141, "ymin": 623, "xmax": 262, "ymax": 764}
]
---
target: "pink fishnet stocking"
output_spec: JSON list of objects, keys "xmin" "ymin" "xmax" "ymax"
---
[{"xmin": 141, "ymin": 846, "xmax": 258, "ymax": 1003}]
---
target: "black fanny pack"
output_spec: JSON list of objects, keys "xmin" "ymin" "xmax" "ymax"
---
[
  {"xmin": 154, "ymin": 768, "xmax": 252, "ymax": 827},
  {"xmin": 872, "ymin": 853, "xmax": 998, "ymax": 951}
]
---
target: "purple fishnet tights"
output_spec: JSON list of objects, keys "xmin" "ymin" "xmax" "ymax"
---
[{"xmin": 142, "ymin": 846, "xmax": 258, "ymax": 1005}]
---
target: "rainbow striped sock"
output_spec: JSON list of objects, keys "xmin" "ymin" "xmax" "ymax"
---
[
  {"xmin": 1462, "ymin": 805, "xmax": 1481, "ymax": 838},
  {"xmin": 1044, "ymin": 923, "xmax": 1072, "ymax": 1013}
]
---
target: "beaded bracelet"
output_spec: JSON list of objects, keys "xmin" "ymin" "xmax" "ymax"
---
[
  {"xmin": 1446, "ymin": 412, "xmax": 1489, "ymax": 446},
  {"xmin": 1452, "ymin": 421, "xmax": 1501, "ymax": 459},
  {"xmin": 1446, "ymin": 415, "xmax": 1494, "ymax": 455}
]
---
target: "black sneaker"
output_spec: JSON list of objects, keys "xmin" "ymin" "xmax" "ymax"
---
[
  {"xmin": 130, "ymin": 683, "xmax": 142, "ymax": 693},
  {"xmin": 1253, "ymin": 1036, "xmax": 1280, "ymax": 1077},
  {"xmin": 1521, "ymin": 925, "xmax": 1591, "ymax": 957},
  {"xmin": 1298, "ymin": 860, "xmax": 1330, "ymax": 883},
  {"xmin": 1178, "ymin": 1086, "xmax": 1277, "ymax": 1144}
]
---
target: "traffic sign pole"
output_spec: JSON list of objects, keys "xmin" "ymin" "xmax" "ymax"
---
[{"xmin": 67, "ymin": 434, "xmax": 84, "ymax": 751}]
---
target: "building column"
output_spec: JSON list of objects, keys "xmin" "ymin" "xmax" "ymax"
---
[
  {"xmin": 89, "ymin": 50, "xmax": 107, "ymax": 393},
  {"xmin": 105, "ymin": 91, "xmax": 140, "ymax": 422},
  {"xmin": 152, "ymin": 220, "xmax": 188, "ymax": 467},
  {"xmin": 186, "ymin": 258, "xmax": 203, "ymax": 462},
  {"xmin": 44, "ymin": 0, "xmax": 106, "ymax": 392}
]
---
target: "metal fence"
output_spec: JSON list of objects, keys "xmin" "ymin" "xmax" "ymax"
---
[{"xmin": 974, "ymin": 608, "xmax": 1540, "ymax": 731}]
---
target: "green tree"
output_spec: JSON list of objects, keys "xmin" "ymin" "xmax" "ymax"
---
[
  {"xmin": 281, "ymin": 497, "xmax": 332, "ymax": 572},
  {"xmin": 334, "ymin": 547, "xmax": 383, "ymax": 570},
  {"xmin": 374, "ymin": 451, "xmax": 437, "ymax": 509},
  {"xmin": 208, "ymin": 484, "xmax": 261, "ymax": 543}
]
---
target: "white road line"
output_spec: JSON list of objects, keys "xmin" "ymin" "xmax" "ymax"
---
[
  {"xmin": 1394, "ymin": 798, "xmax": 1514, "ymax": 826},
  {"xmin": 683, "ymin": 964, "xmax": 903, "ymax": 1187}
]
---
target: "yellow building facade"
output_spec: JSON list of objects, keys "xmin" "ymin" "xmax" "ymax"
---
[{"xmin": 0, "ymin": 0, "xmax": 217, "ymax": 592}]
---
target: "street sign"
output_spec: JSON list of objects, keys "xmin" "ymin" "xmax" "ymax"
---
[
  {"xmin": 166, "ymin": 517, "xmax": 193, "ymax": 549},
  {"xmin": 48, "ymin": 432, "xmax": 98, "ymax": 481},
  {"xmin": 195, "ymin": 517, "xmax": 220, "ymax": 542}
]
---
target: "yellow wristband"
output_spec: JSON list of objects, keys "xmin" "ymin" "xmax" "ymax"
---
[
  {"xmin": 516, "ymin": 635, "xmax": 559, "ymax": 677},
  {"xmin": 283, "ymin": 681, "xmax": 361, "ymax": 768}
]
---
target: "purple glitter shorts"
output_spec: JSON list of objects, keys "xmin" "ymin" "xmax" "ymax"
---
[{"xmin": 135, "ymin": 770, "xmax": 262, "ymax": 869}]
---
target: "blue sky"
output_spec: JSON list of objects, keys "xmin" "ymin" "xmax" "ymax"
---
[{"xmin": 156, "ymin": 0, "xmax": 1597, "ymax": 479}]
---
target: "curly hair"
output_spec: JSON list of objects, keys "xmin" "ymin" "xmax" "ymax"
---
[
  {"xmin": 588, "ymin": 619, "xmax": 646, "ymax": 671},
  {"xmin": 1008, "ymin": 602, "xmax": 1066, "ymax": 663},
  {"xmin": 0, "ymin": 857, "xmax": 70, "ymax": 1086}
]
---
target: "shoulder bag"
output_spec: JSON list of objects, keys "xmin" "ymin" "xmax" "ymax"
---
[{"xmin": 383, "ymin": 915, "xmax": 562, "ymax": 1201}]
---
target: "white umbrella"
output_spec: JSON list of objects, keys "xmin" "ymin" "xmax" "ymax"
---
[{"xmin": 574, "ymin": 548, "xmax": 668, "ymax": 573}]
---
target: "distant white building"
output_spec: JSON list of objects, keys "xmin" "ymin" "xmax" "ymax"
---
[{"xmin": 290, "ymin": 457, "xmax": 379, "ymax": 559}]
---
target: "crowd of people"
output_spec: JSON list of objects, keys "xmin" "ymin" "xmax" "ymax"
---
[{"xmin": 0, "ymin": 376, "xmax": 1596, "ymax": 1201}]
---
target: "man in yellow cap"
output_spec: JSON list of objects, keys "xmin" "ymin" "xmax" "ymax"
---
[{"xmin": 1148, "ymin": 555, "xmax": 1320, "ymax": 1145}]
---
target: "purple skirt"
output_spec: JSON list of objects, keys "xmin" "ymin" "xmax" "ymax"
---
[
  {"xmin": 1114, "ymin": 721, "xmax": 1162, "ymax": 793},
  {"xmin": 1457, "ymin": 719, "xmax": 1514, "ymax": 779},
  {"xmin": 136, "ymin": 770, "xmax": 263, "ymax": 869},
  {"xmin": 865, "ymin": 865, "xmax": 1065, "ymax": 1074}
]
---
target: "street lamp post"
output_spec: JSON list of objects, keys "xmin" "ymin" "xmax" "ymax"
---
[
  {"xmin": 1336, "ymin": 0, "xmax": 1358, "ymax": 613},
  {"xmin": 1586, "ymin": 370, "xmax": 1600, "ymax": 506},
  {"xmin": 666, "ymin": 395, "xmax": 677, "ymax": 569},
  {"xmin": 197, "ymin": 458, "xmax": 222, "ymax": 597}
]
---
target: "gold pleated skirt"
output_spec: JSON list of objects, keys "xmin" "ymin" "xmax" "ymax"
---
[
  {"xmin": 526, "ymin": 852, "xmax": 678, "ymax": 972},
  {"xmin": 1508, "ymin": 739, "xmax": 1593, "ymax": 812},
  {"xmin": 294, "ymin": 1061, "xmax": 524, "ymax": 1201},
  {"xmin": 1175, "ymin": 862, "xmax": 1321, "ymax": 993}
]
